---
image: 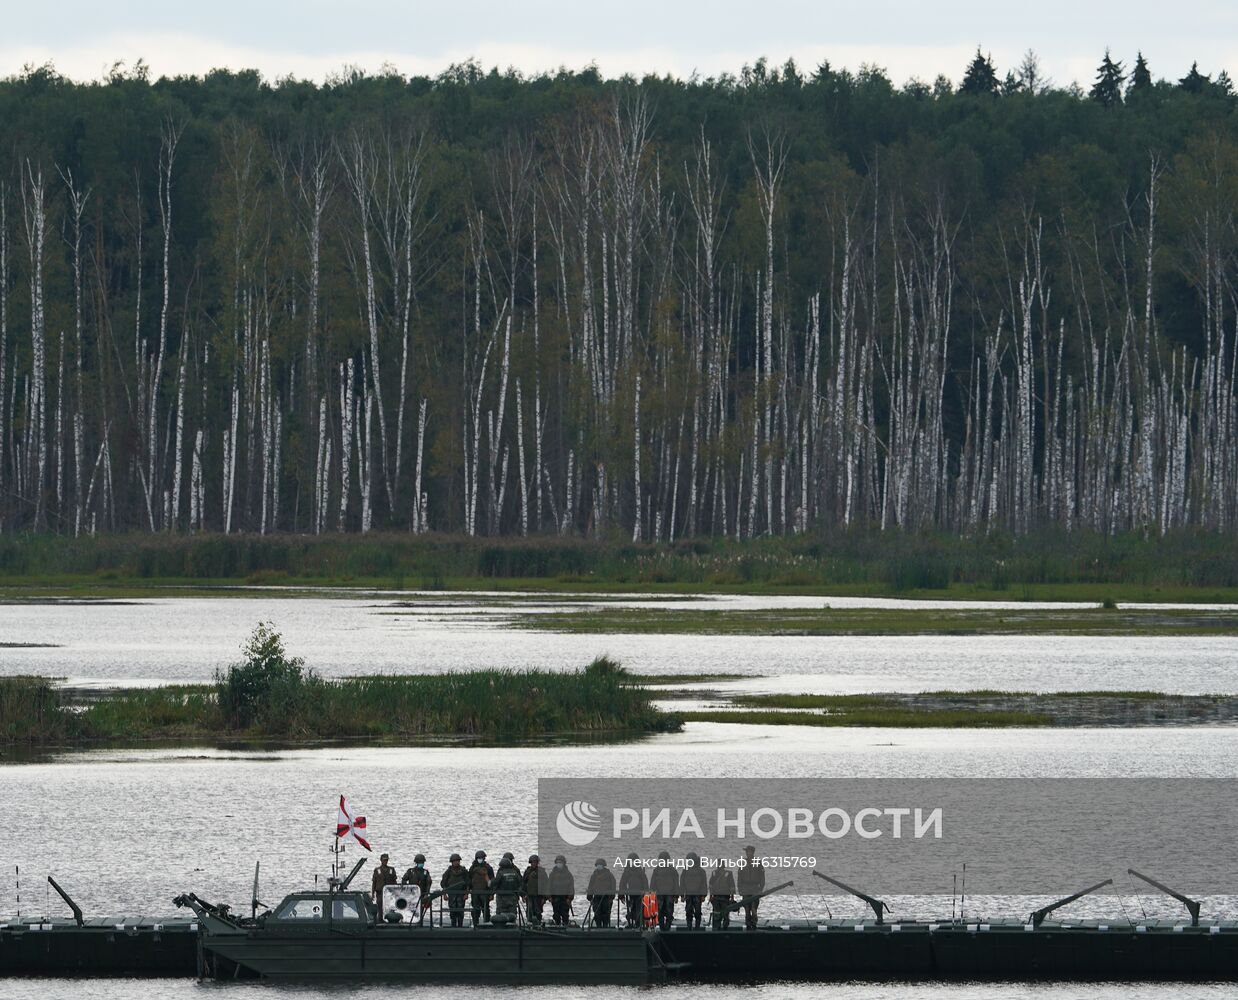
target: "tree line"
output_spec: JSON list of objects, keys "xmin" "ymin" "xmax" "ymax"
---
[{"xmin": 0, "ymin": 50, "xmax": 1236, "ymax": 539}]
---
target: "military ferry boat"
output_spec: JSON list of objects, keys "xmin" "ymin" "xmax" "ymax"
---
[{"xmin": 5, "ymin": 862, "xmax": 1233, "ymax": 983}]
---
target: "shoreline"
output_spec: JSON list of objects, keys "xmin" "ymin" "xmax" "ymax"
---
[{"xmin": 1, "ymin": 530, "xmax": 1237, "ymax": 605}]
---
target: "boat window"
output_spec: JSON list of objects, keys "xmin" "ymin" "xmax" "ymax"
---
[
  {"xmin": 275, "ymin": 897, "xmax": 327, "ymax": 920},
  {"xmin": 332, "ymin": 898, "xmax": 363, "ymax": 920}
]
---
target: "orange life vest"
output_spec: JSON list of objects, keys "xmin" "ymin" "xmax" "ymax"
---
[{"xmin": 641, "ymin": 892, "xmax": 659, "ymax": 926}]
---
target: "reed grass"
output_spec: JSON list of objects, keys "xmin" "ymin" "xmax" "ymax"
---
[
  {"xmin": 679, "ymin": 709, "xmax": 1052, "ymax": 728},
  {"xmin": 3, "ymin": 528, "xmax": 1238, "ymax": 600},
  {"xmin": 519, "ymin": 606, "xmax": 1238, "ymax": 637},
  {"xmin": 0, "ymin": 676, "xmax": 88, "ymax": 742},
  {"xmin": 0, "ymin": 658, "xmax": 679, "ymax": 746},
  {"xmin": 730, "ymin": 690, "xmax": 1190, "ymax": 709}
]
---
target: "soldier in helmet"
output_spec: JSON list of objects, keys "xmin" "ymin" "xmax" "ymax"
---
[
  {"xmin": 401, "ymin": 853, "xmax": 432, "ymax": 924},
  {"xmin": 617, "ymin": 852, "xmax": 648, "ymax": 928},
  {"xmin": 585, "ymin": 857, "xmax": 616, "ymax": 927},
  {"xmin": 468, "ymin": 850, "xmax": 495, "ymax": 926},
  {"xmin": 736, "ymin": 845, "xmax": 765, "ymax": 930},
  {"xmin": 440, "ymin": 853, "xmax": 470, "ymax": 928},
  {"xmin": 708, "ymin": 862, "xmax": 736, "ymax": 929},
  {"xmin": 371, "ymin": 853, "xmax": 397, "ymax": 905},
  {"xmin": 489, "ymin": 853, "xmax": 523, "ymax": 921},
  {"xmin": 523, "ymin": 854, "xmax": 548, "ymax": 925},
  {"xmin": 680, "ymin": 851, "xmax": 707, "ymax": 929},
  {"xmin": 548, "ymin": 854, "xmax": 575, "ymax": 926},
  {"xmin": 650, "ymin": 850, "xmax": 679, "ymax": 931}
]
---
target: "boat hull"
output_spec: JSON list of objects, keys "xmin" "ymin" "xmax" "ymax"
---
[{"xmin": 201, "ymin": 925, "xmax": 659, "ymax": 984}]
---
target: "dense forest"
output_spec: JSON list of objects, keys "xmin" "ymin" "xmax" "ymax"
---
[{"xmin": 0, "ymin": 49, "xmax": 1236, "ymax": 540}]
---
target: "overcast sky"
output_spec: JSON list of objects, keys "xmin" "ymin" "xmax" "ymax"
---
[{"xmin": 5, "ymin": 2, "xmax": 1238, "ymax": 90}]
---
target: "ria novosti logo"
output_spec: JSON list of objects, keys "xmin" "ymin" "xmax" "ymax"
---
[
  {"xmin": 555, "ymin": 800, "xmax": 602, "ymax": 846},
  {"xmin": 553, "ymin": 799, "xmax": 942, "ymax": 845}
]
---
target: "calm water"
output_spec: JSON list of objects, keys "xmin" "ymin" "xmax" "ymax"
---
[
  {"xmin": 2, "ymin": 592, "xmax": 1237, "ymax": 693},
  {"xmin": 3, "ymin": 726, "xmax": 1236, "ymax": 999},
  {"xmin": 3, "ymin": 726, "xmax": 1234, "ymax": 916}
]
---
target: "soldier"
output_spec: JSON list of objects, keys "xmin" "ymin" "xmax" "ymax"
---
[
  {"xmin": 617, "ymin": 852, "xmax": 648, "ymax": 928},
  {"xmin": 708, "ymin": 863, "xmax": 736, "ymax": 929},
  {"xmin": 680, "ymin": 851, "xmax": 707, "ymax": 929},
  {"xmin": 468, "ymin": 850, "xmax": 495, "ymax": 926},
  {"xmin": 736, "ymin": 845, "xmax": 765, "ymax": 930},
  {"xmin": 548, "ymin": 854, "xmax": 575, "ymax": 926},
  {"xmin": 585, "ymin": 858, "xmax": 616, "ymax": 928},
  {"xmin": 370, "ymin": 852, "xmax": 397, "ymax": 905},
  {"xmin": 401, "ymin": 853, "xmax": 432, "ymax": 924},
  {"xmin": 440, "ymin": 853, "xmax": 470, "ymax": 928},
  {"xmin": 649, "ymin": 850, "xmax": 679, "ymax": 931},
  {"xmin": 489, "ymin": 853, "xmax": 523, "ymax": 921},
  {"xmin": 522, "ymin": 854, "xmax": 548, "ymax": 925}
]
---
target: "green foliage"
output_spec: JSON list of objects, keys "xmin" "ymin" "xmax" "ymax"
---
[
  {"xmin": 0, "ymin": 677, "xmax": 85, "ymax": 742},
  {"xmin": 1090, "ymin": 52, "xmax": 1125, "ymax": 107},
  {"xmin": 215, "ymin": 622, "xmax": 314, "ymax": 731},
  {"xmin": 0, "ymin": 635, "xmax": 677, "ymax": 744},
  {"xmin": 5, "ymin": 529, "xmax": 1238, "ymax": 597},
  {"xmin": 1130, "ymin": 53, "xmax": 1153, "ymax": 94},
  {"xmin": 3, "ymin": 53, "xmax": 1238, "ymax": 538},
  {"xmin": 1180, "ymin": 62, "xmax": 1209, "ymax": 94},
  {"xmin": 584, "ymin": 654, "xmax": 628, "ymax": 677},
  {"xmin": 960, "ymin": 50, "xmax": 1000, "ymax": 95}
]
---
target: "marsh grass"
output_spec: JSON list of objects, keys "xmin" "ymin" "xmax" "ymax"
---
[
  {"xmin": 0, "ymin": 651, "xmax": 679, "ymax": 745},
  {"xmin": 730, "ymin": 690, "xmax": 1189, "ymax": 709},
  {"xmin": 4, "ymin": 529, "xmax": 1238, "ymax": 601},
  {"xmin": 518, "ymin": 606, "xmax": 1238, "ymax": 637},
  {"xmin": 0, "ymin": 676, "xmax": 87, "ymax": 742},
  {"xmin": 679, "ymin": 708, "xmax": 1052, "ymax": 728},
  {"xmin": 701, "ymin": 689, "xmax": 1236, "ymax": 727}
]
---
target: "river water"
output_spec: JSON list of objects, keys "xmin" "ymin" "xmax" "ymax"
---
[
  {"xmin": 3, "ymin": 591, "xmax": 1237, "ymax": 998},
  {"xmin": 2, "ymin": 591, "xmax": 1237, "ymax": 693}
]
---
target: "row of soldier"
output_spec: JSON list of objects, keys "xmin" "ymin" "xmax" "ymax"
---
[{"xmin": 370, "ymin": 845, "xmax": 768, "ymax": 930}]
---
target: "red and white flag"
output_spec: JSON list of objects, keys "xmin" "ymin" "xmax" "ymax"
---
[{"xmin": 336, "ymin": 795, "xmax": 372, "ymax": 851}]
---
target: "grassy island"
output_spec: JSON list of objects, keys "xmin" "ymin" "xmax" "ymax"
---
[
  {"xmin": 0, "ymin": 633, "xmax": 679, "ymax": 747},
  {"xmin": 679, "ymin": 690, "xmax": 1238, "ymax": 728},
  {"xmin": 518, "ymin": 605, "xmax": 1238, "ymax": 637}
]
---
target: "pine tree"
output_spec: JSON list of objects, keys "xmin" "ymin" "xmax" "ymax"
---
[
  {"xmin": 1016, "ymin": 49, "xmax": 1051, "ymax": 95},
  {"xmin": 960, "ymin": 49, "xmax": 999, "ymax": 95},
  {"xmin": 1090, "ymin": 50, "xmax": 1125, "ymax": 107},
  {"xmin": 1179, "ymin": 62, "xmax": 1208, "ymax": 94},
  {"xmin": 1129, "ymin": 52, "xmax": 1152, "ymax": 94}
]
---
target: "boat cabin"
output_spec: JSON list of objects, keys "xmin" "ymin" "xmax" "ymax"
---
[{"xmin": 267, "ymin": 892, "xmax": 372, "ymax": 926}]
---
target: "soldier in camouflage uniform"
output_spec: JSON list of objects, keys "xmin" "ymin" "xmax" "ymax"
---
[
  {"xmin": 370, "ymin": 853, "xmax": 397, "ymax": 905},
  {"xmin": 617, "ymin": 852, "xmax": 648, "ymax": 928},
  {"xmin": 440, "ymin": 853, "xmax": 470, "ymax": 927},
  {"xmin": 680, "ymin": 851, "xmax": 707, "ymax": 929},
  {"xmin": 489, "ymin": 854, "xmax": 524, "ymax": 920},
  {"xmin": 468, "ymin": 850, "xmax": 495, "ymax": 926},
  {"xmin": 586, "ymin": 858, "xmax": 616, "ymax": 927},
  {"xmin": 523, "ymin": 854, "xmax": 548, "ymax": 925},
  {"xmin": 708, "ymin": 864, "xmax": 736, "ymax": 929},
  {"xmin": 736, "ymin": 845, "xmax": 765, "ymax": 930},
  {"xmin": 548, "ymin": 854, "xmax": 575, "ymax": 926},
  {"xmin": 401, "ymin": 853, "xmax": 432, "ymax": 924},
  {"xmin": 650, "ymin": 850, "xmax": 679, "ymax": 931}
]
